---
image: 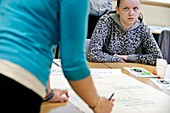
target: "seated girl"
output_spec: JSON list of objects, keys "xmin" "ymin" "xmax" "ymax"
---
[{"xmin": 87, "ymin": 0, "xmax": 163, "ymax": 66}]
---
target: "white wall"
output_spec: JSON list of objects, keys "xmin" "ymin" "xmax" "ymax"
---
[{"xmin": 141, "ymin": 4, "xmax": 170, "ymax": 26}]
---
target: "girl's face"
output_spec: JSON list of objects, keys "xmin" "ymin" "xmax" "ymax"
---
[{"xmin": 116, "ymin": 0, "xmax": 141, "ymax": 29}]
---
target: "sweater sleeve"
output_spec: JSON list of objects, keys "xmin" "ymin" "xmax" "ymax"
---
[
  {"xmin": 59, "ymin": 0, "xmax": 90, "ymax": 81},
  {"xmin": 127, "ymin": 25, "xmax": 163, "ymax": 65}
]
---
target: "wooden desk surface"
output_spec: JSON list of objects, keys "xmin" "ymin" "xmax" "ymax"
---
[
  {"xmin": 40, "ymin": 102, "xmax": 66, "ymax": 113},
  {"xmin": 88, "ymin": 62, "xmax": 108, "ymax": 68},
  {"xmin": 105, "ymin": 62, "xmax": 170, "ymax": 96},
  {"xmin": 41, "ymin": 62, "xmax": 170, "ymax": 113}
]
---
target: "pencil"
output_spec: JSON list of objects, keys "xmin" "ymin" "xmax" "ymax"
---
[
  {"xmin": 52, "ymin": 61, "xmax": 60, "ymax": 67},
  {"xmin": 108, "ymin": 93, "xmax": 114, "ymax": 100}
]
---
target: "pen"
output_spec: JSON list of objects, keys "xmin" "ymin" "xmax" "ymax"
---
[
  {"xmin": 52, "ymin": 61, "xmax": 60, "ymax": 67},
  {"xmin": 108, "ymin": 93, "xmax": 114, "ymax": 100}
]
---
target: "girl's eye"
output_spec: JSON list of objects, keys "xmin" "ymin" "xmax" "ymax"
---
[
  {"xmin": 133, "ymin": 7, "xmax": 139, "ymax": 11},
  {"xmin": 123, "ymin": 7, "xmax": 129, "ymax": 11}
]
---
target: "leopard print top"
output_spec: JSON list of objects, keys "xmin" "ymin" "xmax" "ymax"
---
[{"xmin": 87, "ymin": 13, "xmax": 163, "ymax": 66}]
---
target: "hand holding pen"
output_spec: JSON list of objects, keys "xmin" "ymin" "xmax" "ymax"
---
[{"xmin": 92, "ymin": 94, "xmax": 115, "ymax": 113}]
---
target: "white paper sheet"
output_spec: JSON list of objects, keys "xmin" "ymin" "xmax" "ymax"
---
[{"xmin": 50, "ymin": 61, "xmax": 170, "ymax": 113}]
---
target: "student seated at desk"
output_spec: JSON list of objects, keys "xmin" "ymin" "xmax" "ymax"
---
[{"xmin": 87, "ymin": 0, "xmax": 163, "ymax": 66}]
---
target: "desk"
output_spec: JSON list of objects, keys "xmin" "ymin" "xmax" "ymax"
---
[
  {"xmin": 149, "ymin": 25, "xmax": 170, "ymax": 34},
  {"xmin": 41, "ymin": 62, "xmax": 170, "ymax": 113}
]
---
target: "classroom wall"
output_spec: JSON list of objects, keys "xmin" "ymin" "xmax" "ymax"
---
[
  {"xmin": 141, "ymin": 4, "xmax": 170, "ymax": 26},
  {"xmin": 112, "ymin": 1, "xmax": 170, "ymax": 26}
]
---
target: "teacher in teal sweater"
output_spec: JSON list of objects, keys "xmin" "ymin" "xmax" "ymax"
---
[{"xmin": 0, "ymin": 0, "xmax": 114, "ymax": 113}]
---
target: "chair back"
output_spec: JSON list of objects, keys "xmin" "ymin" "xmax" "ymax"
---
[{"xmin": 158, "ymin": 30, "xmax": 170, "ymax": 64}]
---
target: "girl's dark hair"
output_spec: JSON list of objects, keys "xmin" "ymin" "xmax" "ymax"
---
[
  {"xmin": 117, "ymin": 0, "xmax": 120, "ymax": 7},
  {"xmin": 117, "ymin": 0, "xmax": 141, "ymax": 7}
]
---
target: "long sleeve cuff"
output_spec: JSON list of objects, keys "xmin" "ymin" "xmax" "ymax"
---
[{"xmin": 127, "ymin": 54, "xmax": 138, "ymax": 62}]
